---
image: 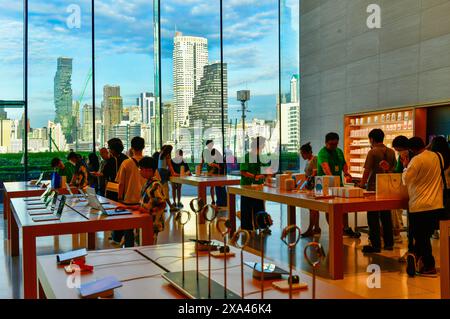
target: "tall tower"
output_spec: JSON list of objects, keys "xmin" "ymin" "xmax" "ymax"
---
[
  {"xmin": 173, "ymin": 32, "xmax": 208, "ymax": 128},
  {"xmin": 290, "ymin": 74, "xmax": 299, "ymax": 103},
  {"xmin": 189, "ymin": 62, "xmax": 228, "ymax": 129},
  {"xmin": 102, "ymin": 85, "xmax": 123, "ymax": 143},
  {"xmin": 54, "ymin": 57, "xmax": 73, "ymax": 142}
]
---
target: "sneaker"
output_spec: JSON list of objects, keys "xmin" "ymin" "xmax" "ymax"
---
[
  {"xmin": 417, "ymin": 267, "xmax": 438, "ymax": 278},
  {"xmin": 406, "ymin": 253, "xmax": 417, "ymax": 277},
  {"xmin": 362, "ymin": 245, "xmax": 381, "ymax": 253},
  {"xmin": 432, "ymin": 230, "xmax": 439, "ymax": 240},
  {"xmin": 343, "ymin": 227, "xmax": 357, "ymax": 237},
  {"xmin": 394, "ymin": 235, "xmax": 403, "ymax": 243},
  {"xmin": 177, "ymin": 202, "xmax": 184, "ymax": 208},
  {"xmin": 170, "ymin": 205, "xmax": 179, "ymax": 213}
]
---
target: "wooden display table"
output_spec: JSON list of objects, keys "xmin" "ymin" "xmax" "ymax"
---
[
  {"xmin": 3, "ymin": 181, "xmax": 78, "ymax": 239},
  {"xmin": 170, "ymin": 175, "xmax": 241, "ymax": 222},
  {"xmin": 441, "ymin": 220, "xmax": 450, "ymax": 299},
  {"xmin": 37, "ymin": 242, "xmax": 360, "ymax": 299},
  {"xmin": 9, "ymin": 196, "xmax": 153, "ymax": 299},
  {"xmin": 227, "ymin": 185, "xmax": 408, "ymax": 280}
]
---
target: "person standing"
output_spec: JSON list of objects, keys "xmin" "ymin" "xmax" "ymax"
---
[
  {"xmin": 70, "ymin": 153, "xmax": 89, "ymax": 189},
  {"xmin": 115, "ymin": 136, "xmax": 147, "ymax": 247},
  {"xmin": 91, "ymin": 147, "xmax": 110, "ymax": 196},
  {"xmin": 359, "ymin": 129, "xmax": 396, "ymax": 253},
  {"xmin": 430, "ymin": 135, "xmax": 450, "ymax": 222},
  {"xmin": 102, "ymin": 138, "xmax": 128, "ymax": 201},
  {"xmin": 402, "ymin": 137, "xmax": 444, "ymax": 276},
  {"xmin": 317, "ymin": 132, "xmax": 357, "ymax": 236},
  {"xmin": 50, "ymin": 157, "xmax": 75, "ymax": 184},
  {"xmin": 240, "ymin": 136, "xmax": 270, "ymax": 232},
  {"xmin": 87, "ymin": 152, "xmax": 100, "ymax": 191},
  {"xmin": 299, "ymin": 142, "xmax": 320, "ymax": 237},
  {"xmin": 171, "ymin": 149, "xmax": 191, "ymax": 208},
  {"xmin": 158, "ymin": 145, "xmax": 178, "ymax": 212},
  {"xmin": 116, "ymin": 157, "xmax": 167, "ymax": 244}
]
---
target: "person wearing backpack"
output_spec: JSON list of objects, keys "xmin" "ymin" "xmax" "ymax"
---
[
  {"xmin": 359, "ymin": 129, "xmax": 397, "ymax": 253},
  {"xmin": 114, "ymin": 136, "xmax": 147, "ymax": 247}
]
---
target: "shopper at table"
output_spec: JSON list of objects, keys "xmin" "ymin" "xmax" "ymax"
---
[
  {"xmin": 103, "ymin": 138, "xmax": 128, "ymax": 202},
  {"xmin": 391, "ymin": 135, "xmax": 413, "ymax": 244},
  {"xmin": 87, "ymin": 152, "xmax": 100, "ymax": 191},
  {"xmin": 359, "ymin": 129, "xmax": 396, "ymax": 253},
  {"xmin": 402, "ymin": 137, "xmax": 444, "ymax": 277},
  {"xmin": 91, "ymin": 147, "xmax": 110, "ymax": 196},
  {"xmin": 200, "ymin": 140, "xmax": 224, "ymax": 205},
  {"xmin": 430, "ymin": 135, "xmax": 450, "ymax": 221},
  {"xmin": 158, "ymin": 144, "xmax": 178, "ymax": 212},
  {"xmin": 50, "ymin": 156, "xmax": 75, "ymax": 184},
  {"xmin": 317, "ymin": 132, "xmax": 357, "ymax": 237},
  {"xmin": 171, "ymin": 149, "xmax": 191, "ymax": 209},
  {"xmin": 116, "ymin": 156, "xmax": 166, "ymax": 245},
  {"xmin": 299, "ymin": 142, "xmax": 320, "ymax": 237},
  {"xmin": 115, "ymin": 136, "xmax": 148, "ymax": 247},
  {"xmin": 70, "ymin": 153, "xmax": 89, "ymax": 189},
  {"xmin": 240, "ymin": 136, "xmax": 271, "ymax": 232}
]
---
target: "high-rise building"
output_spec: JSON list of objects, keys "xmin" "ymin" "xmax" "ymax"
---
[
  {"xmin": 290, "ymin": 74, "xmax": 299, "ymax": 103},
  {"xmin": 54, "ymin": 57, "xmax": 73, "ymax": 142},
  {"xmin": 102, "ymin": 85, "xmax": 123, "ymax": 143},
  {"xmin": 137, "ymin": 92, "xmax": 156, "ymax": 124},
  {"xmin": 110, "ymin": 121, "xmax": 141, "ymax": 151},
  {"xmin": 48, "ymin": 120, "xmax": 67, "ymax": 152},
  {"xmin": 279, "ymin": 75, "xmax": 300, "ymax": 152},
  {"xmin": 173, "ymin": 32, "xmax": 208, "ymax": 128},
  {"xmin": 0, "ymin": 119, "xmax": 12, "ymax": 153},
  {"xmin": 0, "ymin": 108, "xmax": 7, "ymax": 120},
  {"xmin": 123, "ymin": 106, "xmax": 141, "ymax": 123},
  {"xmin": 82, "ymin": 104, "xmax": 101, "ymax": 142},
  {"xmin": 189, "ymin": 62, "xmax": 228, "ymax": 129},
  {"xmin": 162, "ymin": 102, "xmax": 175, "ymax": 144}
]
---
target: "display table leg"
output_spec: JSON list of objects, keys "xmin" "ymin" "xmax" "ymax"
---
[
  {"xmin": 3, "ymin": 191, "xmax": 8, "ymax": 220},
  {"xmin": 440, "ymin": 221, "xmax": 450, "ymax": 299},
  {"xmin": 10, "ymin": 211, "xmax": 19, "ymax": 257},
  {"xmin": 198, "ymin": 185, "xmax": 207, "ymax": 224},
  {"xmin": 23, "ymin": 230, "xmax": 38, "ymax": 299},
  {"xmin": 141, "ymin": 222, "xmax": 153, "ymax": 246},
  {"xmin": 87, "ymin": 232, "xmax": 96, "ymax": 250},
  {"xmin": 328, "ymin": 207, "xmax": 344, "ymax": 280},
  {"xmin": 228, "ymin": 193, "xmax": 236, "ymax": 236}
]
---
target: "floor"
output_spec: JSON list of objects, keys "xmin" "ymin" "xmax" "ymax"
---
[{"xmin": 0, "ymin": 185, "xmax": 442, "ymax": 299}]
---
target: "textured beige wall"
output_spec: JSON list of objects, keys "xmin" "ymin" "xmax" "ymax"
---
[{"xmin": 300, "ymin": 0, "xmax": 450, "ymax": 154}]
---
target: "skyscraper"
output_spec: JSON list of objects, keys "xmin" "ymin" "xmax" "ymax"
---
[
  {"xmin": 279, "ymin": 74, "xmax": 300, "ymax": 152},
  {"xmin": 54, "ymin": 57, "xmax": 73, "ymax": 142},
  {"xmin": 173, "ymin": 32, "xmax": 208, "ymax": 128},
  {"xmin": 137, "ymin": 92, "xmax": 156, "ymax": 124},
  {"xmin": 102, "ymin": 85, "xmax": 123, "ymax": 143},
  {"xmin": 82, "ymin": 104, "xmax": 101, "ymax": 142},
  {"xmin": 189, "ymin": 62, "xmax": 228, "ymax": 129},
  {"xmin": 162, "ymin": 102, "xmax": 175, "ymax": 144}
]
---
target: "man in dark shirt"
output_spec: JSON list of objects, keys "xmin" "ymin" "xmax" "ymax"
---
[
  {"xmin": 102, "ymin": 138, "xmax": 128, "ymax": 201},
  {"xmin": 360, "ymin": 129, "xmax": 397, "ymax": 253}
]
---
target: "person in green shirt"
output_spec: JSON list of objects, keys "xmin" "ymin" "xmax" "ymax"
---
[
  {"xmin": 51, "ymin": 157, "xmax": 75, "ymax": 184},
  {"xmin": 317, "ymin": 132, "xmax": 357, "ymax": 237},
  {"xmin": 240, "ymin": 136, "xmax": 271, "ymax": 231}
]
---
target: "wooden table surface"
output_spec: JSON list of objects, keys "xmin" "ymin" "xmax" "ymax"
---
[
  {"xmin": 440, "ymin": 220, "xmax": 450, "ymax": 299},
  {"xmin": 170, "ymin": 175, "xmax": 241, "ymax": 224},
  {"xmin": 3, "ymin": 181, "xmax": 78, "ymax": 239},
  {"xmin": 37, "ymin": 242, "xmax": 360, "ymax": 299},
  {"xmin": 9, "ymin": 195, "xmax": 154, "ymax": 299},
  {"xmin": 227, "ymin": 185, "xmax": 408, "ymax": 280}
]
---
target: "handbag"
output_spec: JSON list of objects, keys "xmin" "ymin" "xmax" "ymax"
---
[
  {"xmin": 436, "ymin": 152, "xmax": 450, "ymax": 220},
  {"xmin": 376, "ymin": 173, "xmax": 409, "ymax": 199}
]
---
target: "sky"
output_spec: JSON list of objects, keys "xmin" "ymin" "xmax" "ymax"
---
[{"xmin": 0, "ymin": 0, "xmax": 299, "ymax": 128}]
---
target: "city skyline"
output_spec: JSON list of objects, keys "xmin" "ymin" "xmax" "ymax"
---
[{"xmin": 0, "ymin": 0, "xmax": 299, "ymax": 129}]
